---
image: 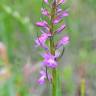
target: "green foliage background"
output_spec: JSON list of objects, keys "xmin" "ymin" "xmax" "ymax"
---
[{"xmin": 0, "ymin": 0, "xmax": 96, "ymax": 96}]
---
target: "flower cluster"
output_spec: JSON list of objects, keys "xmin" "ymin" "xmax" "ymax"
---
[{"xmin": 35, "ymin": 0, "xmax": 69, "ymax": 84}]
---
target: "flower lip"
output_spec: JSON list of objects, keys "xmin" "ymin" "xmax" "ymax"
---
[
  {"xmin": 35, "ymin": 33, "xmax": 51, "ymax": 50},
  {"xmin": 41, "ymin": 8, "xmax": 49, "ymax": 16},
  {"xmin": 53, "ymin": 17, "xmax": 61, "ymax": 24},
  {"xmin": 60, "ymin": 10, "xmax": 69, "ymax": 17},
  {"xmin": 38, "ymin": 75, "xmax": 45, "ymax": 85},
  {"xmin": 42, "ymin": 52, "xmax": 58, "ymax": 68},
  {"xmin": 36, "ymin": 21, "xmax": 48, "ymax": 27},
  {"xmin": 35, "ymin": 33, "xmax": 51, "ymax": 46},
  {"xmin": 56, "ymin": 35, "xmax": 70, "ymax": 49},
  {"xmin": 46, "ymin": 58, "xmax": 57, "ymax": 68},
  {"xmin": 38, "ymin": 70, "xmax": 51, "ymax": 84}
]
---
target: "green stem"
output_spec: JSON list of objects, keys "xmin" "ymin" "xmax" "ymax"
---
[
  {"xmin": 81, "ymin": 78, "xmax": 86, "ymax": 96},
  {"xmin": 50, "ymin": 36, "xmax": 57, "ymax": 96},
  {"xmin": 49, "ymin": 1, "xmax": 57, "ymax": 96},
  {"xmin": 52, "ymin": 68, "xmax": 57, "ymax": 96}
]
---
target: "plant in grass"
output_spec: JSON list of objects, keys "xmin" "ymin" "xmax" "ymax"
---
[{"xmin": 35, "ymin": 0, "xmax": 69, "ymax": 96}]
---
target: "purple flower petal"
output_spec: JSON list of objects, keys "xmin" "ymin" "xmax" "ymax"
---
[
  {"xmin": 42, "ymin": 52, "xmax": 55, "ymax": 59},
  {"xmin": 40, "ymin": 70, "xmax": 46, "ymax": 76},
  {"xmin": 56, "ymin": 24, "xmax": 66, "ymax": 33},
  {"xmin": 42, "ymin": 52, "xmax": 58, "ymax": 68},
  {"xmin": 60, "ymin": 10, "xmax": 69, "ymax": 17},
  {"xmin": 36, "ymin": 21, "xmax": 48, "ymax": 27},
  {"xmin": 44, "ymin": 0, "xmax": 48, "ymax": 4},
  {"xmin": 56, "ymin": 35, "xmax": 70, "ymax": 49},
  {"xmin": 38, "ymin": 70, "xmax": 46, "ymax": 84},
  {"xmin": 53, "ymin": 11, "xmax": 68, "ymax": 24},
  {"xmin": 57, "ymin": 7, "xmax": 62, "ymax": 13},
  {"xmin": 53, "ymin": 17, "xmax": 61, "ymax": 24},
  {"xmin": 38, "ymin": 75, "xmax": 46, "ymax": 85},
  {"xmin": 38, "ymin": 70, "xmax": 51, "ymax": 84},
  {"xmin": 43, "ymin": 58, "xmax": 57, "ymax": 68},
  {"xmin": 35, "ymin": 33, "xmax": 50, "ymax": 46},
  {"xmin": 41, "ymin": 8, "xmax": 49, "ymax": 16},
  {"xmin": 41, "ymin": 52, "xmax": 50, "ymax": 59}
]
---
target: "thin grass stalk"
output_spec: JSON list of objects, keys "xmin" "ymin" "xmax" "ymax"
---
[{"xmin": 49, "ymin": 1, "xmax": 57, "ymax": 96}]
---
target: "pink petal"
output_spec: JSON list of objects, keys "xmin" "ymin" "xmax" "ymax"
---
[
  {"xmin": 41, "ymin": 8, "xmax": 49, "ymax": 16},
  {"xmin": 44, "ymin": 0, "xmax": 48, "ymax": 4},
  {"xmin": 56, "ymin": 24, "xmax": 66, "ymax": 33},
  {"xmin": 36, "ymin": 21, "xmax": 48, "ymax": 27},
  {"xmin": 56, "ymin": 35, "xmax": 70, "ymax": 49}
]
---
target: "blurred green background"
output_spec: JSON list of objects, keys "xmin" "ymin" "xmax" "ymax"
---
[{"xmin": 0, "ymin": 0, "xmax": 96, "ymax": 96}]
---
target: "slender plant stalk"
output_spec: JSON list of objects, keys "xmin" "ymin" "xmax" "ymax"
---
[
  {"xmin": 81, "ymin": 78, "xmax": 86, "ymax": 96},
  {"xmin": 49, "ymin": 1, "xmax": 57, "ymax": 96}
]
